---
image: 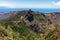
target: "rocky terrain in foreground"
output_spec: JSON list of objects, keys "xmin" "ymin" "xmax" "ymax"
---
[{"xmin": 0, "ymin": 9, "xmax": 60, "ymax": 40}]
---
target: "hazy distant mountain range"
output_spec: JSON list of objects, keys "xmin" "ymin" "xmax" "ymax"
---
[{"xmin": 0, "ymin": 8, "xmax": 60, "ymax": 13}]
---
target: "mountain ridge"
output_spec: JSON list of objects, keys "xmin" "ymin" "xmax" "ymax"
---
[{"xmin": 0, "ymin": 9, "xmax": 60, "ymax": 40}]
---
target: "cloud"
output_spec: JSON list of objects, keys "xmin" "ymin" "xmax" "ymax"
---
[
  {"xmin": 0, "ymin": 2, "xmax": 15, "ymax": 8},
  {"xmin": 0, "ymin": 1, "xmax": 60, "ymax": 8},
  {"xmin": 0, "ymin": 2, "xmax": 41, "ymax": 8},
  {"xmin": 52, "ymin": 1, "xmax": 60, "ymax": 6}
]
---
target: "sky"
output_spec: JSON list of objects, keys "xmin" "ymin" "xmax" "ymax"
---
[{"xmin": 0, "ymin": 0, "xmax": 60, "ymax": 8}]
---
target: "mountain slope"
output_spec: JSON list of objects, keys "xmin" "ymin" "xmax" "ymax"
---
[{"xmin": 0, "ymin": 10, "xmax": 60, "ymax": 40}]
